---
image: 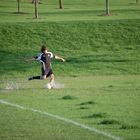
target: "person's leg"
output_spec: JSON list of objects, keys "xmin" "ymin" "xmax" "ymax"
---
[
  {"xmin": 49, "ymin": 74, "xmax": 55, "ymax": 85},
  {"xmin": 47, "ymin": 74, "xmax": 55, "ymax": 88},
  {"xmin": 46, "ymin": 69, "xmax": 55, "ymax": 88},
  {"xmin": 42, "ymin": 75, "xmax": 47, "ymax": 80},
  {"xmin": 28, "ymin": 76, "xmax": 41, "ymax": 80},
  {"xmin": 46, "ymin": 69, "xmax": 54, "ymax": 83},
  {"xmin": 28, "ymin": 67, "xmax": 45, "ymax": 80}
]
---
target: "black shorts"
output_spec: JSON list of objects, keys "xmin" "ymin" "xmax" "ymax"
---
[{"xmin": 41, "ymin": 68, "xmax": 53, "ymax": 77}]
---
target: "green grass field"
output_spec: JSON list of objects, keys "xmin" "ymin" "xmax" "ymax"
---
[
  {"xmin": 0, "ymin": 0, "xmax": 140, "ymax": 140},
  {"xmin": 0, "ymin": 76, "xmax": 140, "ymax": 140}
]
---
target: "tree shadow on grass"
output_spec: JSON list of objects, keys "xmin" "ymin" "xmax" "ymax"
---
[{"xmin": 0, "ymin": 50, "xmax": 33, "ymax": 76}]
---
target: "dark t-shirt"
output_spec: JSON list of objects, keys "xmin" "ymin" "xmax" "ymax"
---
[{"xmin": 34, "ymin": 52, "xmax": 55, "ymax": 70}]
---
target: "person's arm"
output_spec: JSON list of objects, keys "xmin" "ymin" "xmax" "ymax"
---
[
  {"xmin": 25, "ymin": 54, "xmax": 41, "ymax": 62},
  {"xmin": 55, "ymin": 55, "xmax": 65, "ymax": 62},
  {"xmin": 25, "ymin": 57, "xmax": 36, "ymax": 62}
]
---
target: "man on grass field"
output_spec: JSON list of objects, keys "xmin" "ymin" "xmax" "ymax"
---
[{"xmin": 26, "ymin": 45, "xmax": 65, "ymax": 89}]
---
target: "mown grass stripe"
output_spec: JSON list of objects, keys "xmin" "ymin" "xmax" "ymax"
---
[{"xmin": 0, "ymin": 99, "xmax": 122, "ymax": 140}]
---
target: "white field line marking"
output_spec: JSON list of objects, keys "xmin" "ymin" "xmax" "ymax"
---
[{"xmin": 0, "ymin": 99, "xmax": 122, "ymax": 140}]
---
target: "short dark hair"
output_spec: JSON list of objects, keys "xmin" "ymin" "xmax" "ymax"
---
[{"xmin": 41, "ymin": 45, "xmax": 48, "ymax": 53}]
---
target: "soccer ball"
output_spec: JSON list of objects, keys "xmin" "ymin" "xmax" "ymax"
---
[{"xmin": 46, "ymin": 83, "xmax": 52, "ymax": 89}]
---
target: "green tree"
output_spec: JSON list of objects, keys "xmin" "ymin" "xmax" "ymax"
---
[
  {"xmin": 136, "ymin": 0, "xmax": 138, "ymax": 3},
  {"xmin": 105, "ymin": 0, "xmax": 110, "ymax": 15},
  {"xmin": 59, "ymin": 0, "xmax": 63, "ymax": 9}
]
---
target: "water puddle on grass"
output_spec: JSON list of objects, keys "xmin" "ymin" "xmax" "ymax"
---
[{"xmin": 0, "ymin": 80, "xmax": 64, "ymax": 93}]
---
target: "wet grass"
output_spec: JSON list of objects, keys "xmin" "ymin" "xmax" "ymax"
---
[
  {"xmin": 0, "ymin": 76, "xmax": 140, "ymax": 140},
  {"xmin": 0, "ymin": 0, "xmax": 140, "ymax": 140}
]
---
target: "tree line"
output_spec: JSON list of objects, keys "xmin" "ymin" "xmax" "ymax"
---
[
  {"xmin": 16, "ymin": 0, "xmax": 139, "ymax": 18},
  {"xmin": 17, "ymin": 0, "xmax": 63, "ymax": 18},
  {"xmin": 105, "ymin": 0, "xmax": 139, "ymax": 15}
]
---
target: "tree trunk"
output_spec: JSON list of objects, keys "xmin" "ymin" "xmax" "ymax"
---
[
  {"xmin": 32, "ymin": 0, "xmax": 40, "ymax": 4},
  {"xmin": 17, "ymin": 0, "xmax": 20, "ymax": 13},
  {"xmin": 136, "ymin": 0, "xmax": 138, "ymax": 3},
  {"xmin": 105, "ymin": 0, "xmax": 110, "ymax": 15},
  {"xmin": 34, "ymin": 0, "xmax": 38, "ymax": 18},
  {"xmin": 59, "ymin": 0, "xmax": 63, "ymax": 9}
]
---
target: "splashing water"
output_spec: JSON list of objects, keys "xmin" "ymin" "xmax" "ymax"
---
[
  {"xmin": 45, "ymin": 81, "xmax": 64, "ymax": 89},
  {"xmin": 5, "ymin": 82, "xmax": 19, "ymax": 90}
]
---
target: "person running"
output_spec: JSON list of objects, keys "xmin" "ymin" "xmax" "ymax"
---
[{"xmin": 26, "ymin": 45, "xmax": 65, "ymax": 89}]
